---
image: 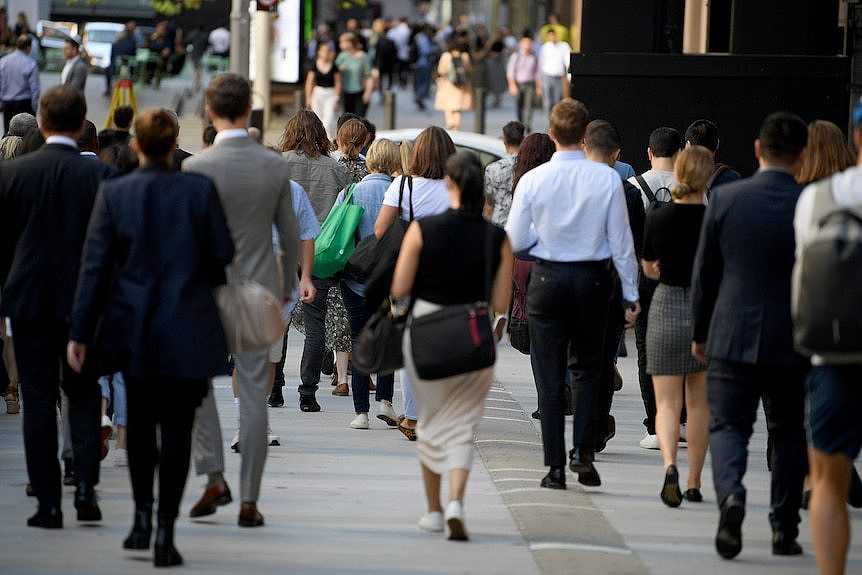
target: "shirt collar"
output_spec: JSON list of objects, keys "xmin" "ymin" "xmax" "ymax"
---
[
  {"xmin": 79, "ymin": 151, "xmax": 98, "ymax": 157},
  {"xmin": 213, "ymin": 128, "xmax": 249, "ymax": 144},
  {"xmin": 551, "ymin": 150, "xmax": 586, "ymax": 161},
  {"xmin": 45, "ymin": 135, "xmax": 78, "ymax": 149}
]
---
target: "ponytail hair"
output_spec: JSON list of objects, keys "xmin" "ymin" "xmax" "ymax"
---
[{"xmin": 445, "ymin": 150, "xmax": 485, "ymax": 214}]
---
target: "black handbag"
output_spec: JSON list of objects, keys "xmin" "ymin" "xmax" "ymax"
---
[
  {"xmin": 507, "ymin": 318, "xmax": 530, "ymax": 355},
  {"xmin": 409, "ymin": 224, "xmax": 498, "ymax": 380},
  {"xmin": 352, "ymin": 306, "xmax": 406, "ymax": 374}
]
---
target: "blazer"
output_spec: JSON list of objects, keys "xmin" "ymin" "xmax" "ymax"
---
[
  {"xmin": 70, "ymin": 163, "xmax": 235, "ymax": 379},
  {"xmin": 63, "ymin": 57, "xmax": 88, "ymax": 93},
  {"xmin": 183, "ymin": 136, "xmax": 300, "ymax": 301},
  {"xmin": 0, "ymin": 143, "xmax": 115, "ymax": 321},
  {"xmin": 691, "ymin": 169, "xmax": 804, "ymax": 367}
]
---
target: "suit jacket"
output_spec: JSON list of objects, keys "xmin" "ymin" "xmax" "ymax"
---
[
  {"xmin": 691, "ymin": 169, "xmax": 804, "ymax": 367},
  {"xmin": 0, "ymin": 143, "xmax": 115, "ymax": 321},
  {"xmin": 183, "ymin": 136, "xmax": 300, "ymax": 301},
  {"xmin": 70, "ymin": 163, "xmax": 235, "ymax": 379},
  {"xmin": 63, "ymin": 57, "xmax": 88, "ymax": 93}
]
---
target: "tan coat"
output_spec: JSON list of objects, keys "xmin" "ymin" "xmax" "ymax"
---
[{"xmin": 434, "ymin": 51, "xmax": 473, "ymax": 112}]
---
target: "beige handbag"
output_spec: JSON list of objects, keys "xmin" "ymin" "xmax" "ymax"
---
[{"xmin": 215, "ymin": 263, "xmax": 286, "ymax": 355}]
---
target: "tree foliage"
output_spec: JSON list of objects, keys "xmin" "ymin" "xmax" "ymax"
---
[{"xmin": 150, "ymin": 0, "xmax": 207, "ymax": 17}]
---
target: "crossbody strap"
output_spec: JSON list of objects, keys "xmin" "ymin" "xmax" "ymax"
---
[
  {"xmin": 635, "ymin": 174, "xmax": 657, "ymax": 205},
  {"xmin": 396, "ymin": 175, "xmax": 415, "ymax": 222}
]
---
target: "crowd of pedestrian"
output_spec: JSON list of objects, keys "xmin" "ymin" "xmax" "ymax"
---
[{"xmin": 0, "ymin": 10, "xmax": 861, "ymax": 575}]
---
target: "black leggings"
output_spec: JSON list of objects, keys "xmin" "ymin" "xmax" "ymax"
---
[
  {"xmin": 126, "ymin": 377, "xmax": 206, "ymax": 518},
  {"xmin": 342, "ymin": 91, "xmax": 367, "ymax": 117}
]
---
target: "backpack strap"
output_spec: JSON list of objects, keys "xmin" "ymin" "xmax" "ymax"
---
[
  {"xmin": 810, "ymin": 177, "xmax": 839, "ymax": 228},
  {"xmin": 635, "ymin": 174, "xmax": 657, "ymax": 205},
  {"xmin": 706, "ymin": 164, "xmax": 729, "ymax": 191}
]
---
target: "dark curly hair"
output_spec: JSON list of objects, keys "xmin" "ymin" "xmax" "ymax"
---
[{"xmin": 512, "ymin": 132, "xmax": 555, "ymax": 191}]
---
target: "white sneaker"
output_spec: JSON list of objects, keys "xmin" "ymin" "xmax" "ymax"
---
[
  {"xmin": 376, "ymin": 402, "xmax": 397, "ymax": 427},
  {"xmin": 230, "ymin": 430, "xmax": 240, "ymax": 452},
  {"xmin": 445, "ymin": 500, "xmax": 468, "ymax": 541},
  {"xmin": 679, "ymin": 424, "xmax": 687, "ymax": 444},
  {"xmin": 418, "ymin": 511, "xmax": 443, "ymax": 532},
  {"xmin": 350, "ymin": 413, "xmax": 369, "ymax": 429},
  {"xmin": 113, "ymin": 447, "xmax": 128, "ymax": 467},
  {"xmin": 639, "ymin": 431, "xmax": 660, "ymax": 450},
  {"xmin": 267, "ymin": 426, "xmax": 280, "ymax": 446}
]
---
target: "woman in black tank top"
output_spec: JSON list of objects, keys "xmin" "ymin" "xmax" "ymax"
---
[{"xmin": 304, "ymin": 42, "xmax": 341, "ymax": 140}]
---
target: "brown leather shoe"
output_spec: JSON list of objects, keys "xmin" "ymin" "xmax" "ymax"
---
[
  {"xmin": 189, "ymin": 480, "xmax": 232, "ymax": 518},
  {"xmin": 238, "ymin": 502, "xmax": 264, "ymax": 527},
  {"xmin": 332, "ymin": 383, "xmax": 349, "ymax": 396}
]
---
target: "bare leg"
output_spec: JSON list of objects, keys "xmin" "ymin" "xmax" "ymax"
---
[
  {"xmin": 653, "ymin": 374, "xmax": 684, "ymax": 469},
  {"xmin": 449, "ymin": 468, "xmax": 470, "ymax": 503},
  {"xmin": 684, "ymin": 371, "xmax": 708, "ymax": 489},
  {"xmin": 421, "ymin": 463, "xmax": 443, "ymax": 513},
  {"xmin": 116, "ymin": 425, "xmax": 127, "ymax": 450},
  {"xmin": 809, "ymin": 448, "xmax": 851, "ymax": 575}
]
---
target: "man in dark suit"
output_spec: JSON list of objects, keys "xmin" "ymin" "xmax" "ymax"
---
[
  {"xmin": 0, "ymin": 86, "xmax": 115, "ymax": 528},
  {"xmin": 691, "ymin": 111, "xmax": 809, "ymax": 560}
]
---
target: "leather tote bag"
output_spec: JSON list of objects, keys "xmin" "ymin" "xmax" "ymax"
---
[
  {"xmin": 313, "ymin": 183, "xmax": 365, "ymax": 279},
  {"xmin": 352, "ymin": 306, "xmax": 406, "ymax": 374},
  {"xmin": 215, "ymin": 264, "xmax": 286, "ymax": 355}
]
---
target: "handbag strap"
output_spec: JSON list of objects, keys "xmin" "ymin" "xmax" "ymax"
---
[
  {"xmin": 343, "ymin": 182, "xmax": 357, "ymax": 205},
  {"xmin": 397, "ymin": 175, "xmax": 415, "ymax": 222}
]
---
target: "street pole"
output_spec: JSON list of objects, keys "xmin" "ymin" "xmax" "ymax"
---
[
  {"xmin": 252, "ymin": 9, "xmax": 272, "ymax": 129},
  {"xmin": 230, "ymin": 0, "xmax": 251, "ymax": 78}
]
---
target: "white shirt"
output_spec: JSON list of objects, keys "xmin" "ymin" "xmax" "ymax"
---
[
  {"xmin": 45, "ymin": 135, "xmax": 77, "ymax": 148},
  {"xmin": 506, "ymin": 150, "xmax": 639, "ymax": 302},
  {"xmin": 539, "ymin": 40, "xmax": 571, "ymax": 77},
  {"xmin": 60, "ymin": 56, "xmax": 80, "ymax": 85},
  {"xmin": 387, "ymin": 23, "xmax": 411, "ymax": 62},
  {"xmin": 627, "ymin": 169, "xmax": 676, "ymax": 210},
  {"xmin": 383, "ymin": 175, "xmax": 449, "ymax": 220},
  {"xmin": 213, "ymin": 128, "xmax": 248, "ymax": 145},
  {"xmin": 209, "ymin": 27, "xmax": 231, "ymax": 54}
]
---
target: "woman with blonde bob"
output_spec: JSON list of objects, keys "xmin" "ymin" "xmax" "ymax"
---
[{"xmin": 641, "ymin": 145, "xmax": 713, "ymax": 508}]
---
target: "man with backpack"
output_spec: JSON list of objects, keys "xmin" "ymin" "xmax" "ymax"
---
[
  {"xmin": 793, "ymin": 100, "xmax": 862, "ymax": 575},
  {"xmin": 626, "ymin": 126, "xmax": 680, "ymax": 450},
  {"xmin": 692, "ymin": 111, "xmax": 808, "ymax": 560}
]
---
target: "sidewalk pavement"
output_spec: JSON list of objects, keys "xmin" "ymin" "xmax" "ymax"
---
[{"xmin": 1, "ymin": 329, "xmax": 860, "ymax": 574}]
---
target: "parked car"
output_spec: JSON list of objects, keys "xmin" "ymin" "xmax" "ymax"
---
[
  {"xmin": 375, "ymin": 128, "xmax": 506, "ymax": 167},
  {"xmin": 82, "ymin": 22, "xmax": 124, "ymax": 70}
]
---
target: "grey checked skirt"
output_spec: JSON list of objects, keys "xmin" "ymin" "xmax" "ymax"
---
[{"xmin": 646, "ymin": 283, "xmax": 704, "ymax": 375}]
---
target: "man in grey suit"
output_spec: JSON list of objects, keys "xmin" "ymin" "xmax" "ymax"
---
[
  {"xmin": 183, "ymin": 73, "xmax": 300, "ymax": 527},
  {"xmin": 61, "ymin": 38, "xmax": 88, "ymax": 97}
]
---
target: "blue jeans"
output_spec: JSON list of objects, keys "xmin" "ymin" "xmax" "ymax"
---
[
  {"xmin": 528, "ymin": 260, "xmax": 611, "ymax": 468},
  {"xmin": 340, "ymin": 283, "xmax": 394, "ymax": 413},
  {"xmin": 413, "ymin": 64, "xmax": 432, "ymax": 104},
  {"xmin": 542, "ymin": 75, "xmax": 563, "ymax": 114},
  {"xmin": 98, "ymin": 372, "xmax": 128, "ymax": 426}
]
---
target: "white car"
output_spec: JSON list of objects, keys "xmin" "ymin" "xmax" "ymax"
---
[
  {"xmin": 375, "ymin": 128, "xmax": 506, "ymax": 167},
  {"xmin": 82, "ymin": 22, "xmax": 125, "ymax": 70}
]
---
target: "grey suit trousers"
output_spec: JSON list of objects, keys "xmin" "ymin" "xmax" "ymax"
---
[
  {"xmin": 191, "ymin": 381, "xmax": 225, "ymax": 476},
  {"xmin": 235, "ymin": 349, "xmax": 271, "ymax": 503}
]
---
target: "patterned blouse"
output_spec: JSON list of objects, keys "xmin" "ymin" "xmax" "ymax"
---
[
  {"xmin": 339, "ymin": 155, "xmax": 369, "ymax": 185},
  {"xmin": 484, "ymin": 153, "xmax": 517, "ymax": 227}
]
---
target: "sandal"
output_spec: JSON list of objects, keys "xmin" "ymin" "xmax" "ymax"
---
[{"xmin": 398, "ymin": 419, "xmax": 417, "ymax": 442}]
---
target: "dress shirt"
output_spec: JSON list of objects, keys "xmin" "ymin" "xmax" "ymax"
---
[
  {"xmin": 506, "ymin": 150, "xmax": 639, "ymax": 302},
  {"xmin": 0, "ymin": 49, "xmax": 40, "ymax": 111},
  {"xmin": 506, "ymin": 51, "xmax": 540, "ymax": 83},
  {"xmin": 45, "ymin": 135, "xmax": 78, "ymax": 148},
  {"xmin": 213, "ymin": 128, "xmax": 248, "ymax": 145},
  {"xmin": 539, "ymin": 40, "xmax": 570, "ymax": 77},
  {"xmin": 484, "ymin": 153, "xmax": 517, "ymax": 227},
  {"xmin": 60, "ymin": 56, "xmax": 80, "ymax": 85}
]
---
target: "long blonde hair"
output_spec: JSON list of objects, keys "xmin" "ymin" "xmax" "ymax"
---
[{"xmin": 672, "ymin": 145, "xmax": 714, "ymax": 199}]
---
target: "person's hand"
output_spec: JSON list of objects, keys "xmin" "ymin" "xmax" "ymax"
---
[
  {"xmin": 623, "ymin": 301, "xmax": 640, "ymax": 328},
  {"xmin": 67, "ymin": 341, "xmax": 87, "ymax": 374},
  {"xmin": 508, "ymin": 85, "xmax": 518, "ymax": 96},
  {"xmin": 535, "ymin": 86, "xmax": 543, "ymax": 98},
  {"xmin": 333, "ymin": 97, "xmax": 341, "ymax": 110},
  {"xmin": 692, "ymin": 342, "xmax": 709, "ymax": 364},
  {"xmin": 299, "ymin": 277, "xmax": 316, "ymax": 303}
]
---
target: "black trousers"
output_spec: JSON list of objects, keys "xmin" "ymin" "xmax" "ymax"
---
[
  {"xmin": 342, "ymin": 92, "xmax": 367, "ymax": 118},
  {"xmin": 13, "ymin": 319, "xmax": 101, "ymax": 509},
  {"xmin": 125, "ymin": 376, "xmax": 205, "ymax": 519},
  {"xmin": 634, "ymin": 272, "xmax": 657, "ymax": 433},
  {"xmin": 298, "ymin": 277, "xmax": 330, "ymax": 398},
  {"xmin": 528, "ymin": 260, "xmax": 611, "ymax": 468},
  {"xmin": 2, "ymin": 99, "xmax": 35, "ymax": 134},
  {"xmin": 707, "ymin": 358, "xmax": 808, "ymax": 537}
]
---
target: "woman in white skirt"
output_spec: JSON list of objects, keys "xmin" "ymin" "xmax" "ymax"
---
[
  {"xmin": 391, "ymin": 151, "xmax": 513, "ymax": 540},
  {"xmin": 642, "ymin": 145, "xmax": 712, "ymax": 507},
  {"xmin": 304, "ymin": 42, "xmax": 341, "ymax": 141}
]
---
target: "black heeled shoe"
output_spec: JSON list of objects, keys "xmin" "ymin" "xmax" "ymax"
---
[
  {"xmin": 153, "ymin": 515, "xmax": 183, "ymax": 567},
  {"xmin": 123, "ymin": 504, "xmax": 153, "ymax": 550}
]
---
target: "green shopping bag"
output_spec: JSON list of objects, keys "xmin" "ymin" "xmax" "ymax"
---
[{"xmin": 313, "ymin": 184, "xmax": 365, "ymax": 278}]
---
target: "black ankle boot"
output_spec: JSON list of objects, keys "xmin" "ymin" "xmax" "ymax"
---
[
  {"xmin": 74, "ymin": 482, "xmax": 102, "ymax": 521},
  {"xmin": 153, "ymin": 515, "xmax": 183, "ymax": 567},
  {"xmin": 123, "ymin": 504, "xmax": 153, "ymax": 550}
]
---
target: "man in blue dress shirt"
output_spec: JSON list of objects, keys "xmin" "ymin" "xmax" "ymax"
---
[
  {"xmin": 0, "ymin": 35, "xmax": 40, "ymax": 134},
  {"xmin": 506, "ymin": 98, "xmax": 640, "ymax": 489}
]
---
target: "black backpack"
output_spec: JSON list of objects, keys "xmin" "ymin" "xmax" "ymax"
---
[
  {"xmin": 448, "ymin": 54, "xmax": 468, "ymax": 86},
  {"xmin": 635, "ymin": 174, "xmax": 672, "ymax": 209}
]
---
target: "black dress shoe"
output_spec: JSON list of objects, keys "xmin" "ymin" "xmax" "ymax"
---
[
  {"xmin": 27, "ymin": 507, "xmax": 63, "ymax": 529},
  {"xmin": 569, "ymin": 449, "xmax": 601, "ymax": 486},
  {"xmin": 123, "ymin": 504, "xmax": 153, "ymax": 550},
  {"xmin": 25, "ymin": 483, "xmax": 35, "ymax": 497},
  {"xmin": 772, "ymin": 532, "xmax": 803, "ymax": 556},
  {"xmin": 531, "ymin": 409, "xmax": 540, "ymax": 420},
  {"xmin": 595, "ymin": 416, "xmax": 616, "ymax": 453},
  {"xmin": 716, "ymin": 493, "xmax": 745, "ymax": 559},
  {"xmin": 299, "ymin": 395, "xmax": 320, "ymax": 412},
  {"xmin": 540, "ymin": 467, "xmax": 566, "ymax": 490},
  {"xmin": 660, "ymin": 465, "xmax": 682, "ymax": 508},
  {"xmin": 267, "ymin": 386, "xmax": 284, "ymax": 408},
  {"xmin": 683, "ymin": 488, "xmax": 703, "ymax": 502},
  {"xmin": 75, "ymin": 483, "xmax": 102, "ymax": 521}
]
